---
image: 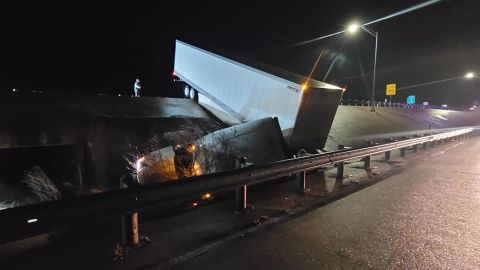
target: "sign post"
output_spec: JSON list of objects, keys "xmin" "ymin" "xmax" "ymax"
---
[{"xmin": 386, "ymin": 83, "xmax": 396, "ymax": 103}]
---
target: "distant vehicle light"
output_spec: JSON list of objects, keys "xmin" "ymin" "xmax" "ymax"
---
[{"xmin": 301, "ymin": 84, "xmax": 307, "ymax": 91}]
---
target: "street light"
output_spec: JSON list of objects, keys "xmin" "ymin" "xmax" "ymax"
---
[
  {"xmin": 347, "ymin": 23, "xmax": 379, "ymax": 111},
  {"xmin": 347, "ymin": 23, "xmax": 360, "ymax": 33},
  {"xmin": 301, "ymin": 22, "xmax": 378, "ymax": 110}
]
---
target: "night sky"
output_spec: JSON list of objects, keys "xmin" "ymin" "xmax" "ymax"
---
[{"xmin": 1, "ymin": 0, "xmax": 479, "ymax": 106}]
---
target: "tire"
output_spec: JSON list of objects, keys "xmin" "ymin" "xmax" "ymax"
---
[
  {"xmin": 189, "ymin": 88, "xmax": 197, "ymax": 100},
  {"xmin": 183, "ymin": 85, "xmax": 190, "ymax": 98}
]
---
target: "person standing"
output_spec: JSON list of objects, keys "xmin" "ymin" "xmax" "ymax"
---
[{"xmin": 134, "ymin": 78, "xmax": 142, "ymax": 97}]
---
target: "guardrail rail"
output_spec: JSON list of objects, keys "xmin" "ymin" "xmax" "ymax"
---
[{"xmin": 0, "ymin": 128, "xmax": 473, "ymax": 244}]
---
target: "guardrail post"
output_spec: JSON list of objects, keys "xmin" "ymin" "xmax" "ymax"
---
[
  {"xmin": 384, "ymin": 139, "xmax": 391, "ymax": 161},
  {"xmin": 120, "ymin": 177, "xmax": 140, "ymax": 246},
  {"xmin": 235, "ymin": 157, "xmax": 248, "ymax": 211},
  {"xmin": 364, "ymin": 155, "xmax": 371, "ymax": 169},
  {"xmin": 296, "ymin": 149, "xmax": 307, "ymax": 193},
  {"xmin": 364, "ymin": 141, "xmax": 372, "ymax": 169},
  {"xmin": 336, "ymin": 145, "xmax": 345, "ymax": 182},
  {"xmin": 400, "ymin": 136, "xmax": 406, "ymax": 157},
  {"xmin": 412, "ymin": 136, "xmax": 419, "ymax": 153}
]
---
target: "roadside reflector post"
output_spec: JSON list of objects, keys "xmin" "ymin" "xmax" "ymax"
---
[
  {"xmin": 235, "ymin": 156, "xmax": 248, "ymax": 211},
  {"xmin": 336, "ymin": 145, "xmax": 345, "ymax": 182},
  {"xmin": 296, "ymin": 149, "xmax": 307, "ymax": 194}
]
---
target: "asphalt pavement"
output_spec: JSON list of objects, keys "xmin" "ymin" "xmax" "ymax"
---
[{"xmin": 168, "ymin": 138, "xmax": 480, "ymax": 270}]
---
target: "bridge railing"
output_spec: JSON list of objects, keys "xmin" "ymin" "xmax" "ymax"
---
[
  {"xmin": 0, "ymin": 128, "xmax": 474, "ymax": 244},
  {"xmin": 339, "ymin": 99, "xmax": 471, "ymax": 111}
]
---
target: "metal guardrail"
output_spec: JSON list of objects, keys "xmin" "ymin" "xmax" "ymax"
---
[
  {"xmin": 339, "ymin": 99, "xmax": 472, "ymax": 111},
  {"xmin": 0, "ymin": 128, "xmax": 473, "ymax": 244}
]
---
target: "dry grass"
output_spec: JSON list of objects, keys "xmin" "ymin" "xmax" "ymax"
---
[{"xmin": 21, "ymin": 165, "xmax": 61, "ymax": 202}]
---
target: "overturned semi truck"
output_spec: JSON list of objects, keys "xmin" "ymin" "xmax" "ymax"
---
[{"xmin": 173, "ymin": 40, "xmax": 344, "ymax": 151}]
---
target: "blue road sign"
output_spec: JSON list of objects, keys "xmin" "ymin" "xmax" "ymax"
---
[{"xmin": 407, "ymin": 95, "xmax": 416, "ymax": 104}]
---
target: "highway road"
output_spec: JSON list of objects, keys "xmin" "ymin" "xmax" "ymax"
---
[{"xmin": 169, "ymin": 138, "xmax": 480, "ymax": 269}]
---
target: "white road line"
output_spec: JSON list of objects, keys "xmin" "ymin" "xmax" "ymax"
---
[{"xmin": 430, "ymin": 142, "xmax": 465, "ymax": 157}]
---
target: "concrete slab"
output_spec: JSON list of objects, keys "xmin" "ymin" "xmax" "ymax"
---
[
  {"xmin": 0, "ymin": 93, "xmax": 210, "ymax": 119},
  {"xmin": 325, "ymin": 106, "xmax": 480, "ymax": 150}
]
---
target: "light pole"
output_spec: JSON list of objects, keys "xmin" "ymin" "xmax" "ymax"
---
[{"xmin": 347, "ymin": 23, "xmax": 379, "ymax": 111}]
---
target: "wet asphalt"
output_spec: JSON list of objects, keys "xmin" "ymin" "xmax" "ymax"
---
[{"xmin": 170, "ymin": 139, "xmax": 480, "ymax": 270}]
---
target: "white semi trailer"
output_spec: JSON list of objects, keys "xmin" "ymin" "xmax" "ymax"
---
[{"xmin": 174, "ymin": 40, "xmax": 344, "ymax": 151}]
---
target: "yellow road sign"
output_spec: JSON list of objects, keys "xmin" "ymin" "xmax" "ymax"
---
[{"xmin": 386, "ymin": 83, "xmax": 396, "ymax": 96}]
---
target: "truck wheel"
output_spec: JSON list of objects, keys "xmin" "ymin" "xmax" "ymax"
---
[
  {"xmin": 183, "ymin": 85, "xmax": 190, "ymax": 98},
  {"xmin": 189, "ymin": 88, "xmax": 197, "ymax": 100}
]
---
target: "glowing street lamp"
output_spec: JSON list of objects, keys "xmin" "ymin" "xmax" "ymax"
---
[
  {"xmin": 346, "ymin": 23, "xmax": 379, "ymax": 111},
  {"xmin": 347, "ymin": 23, "xmax": 360, "ymax": 33}
]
